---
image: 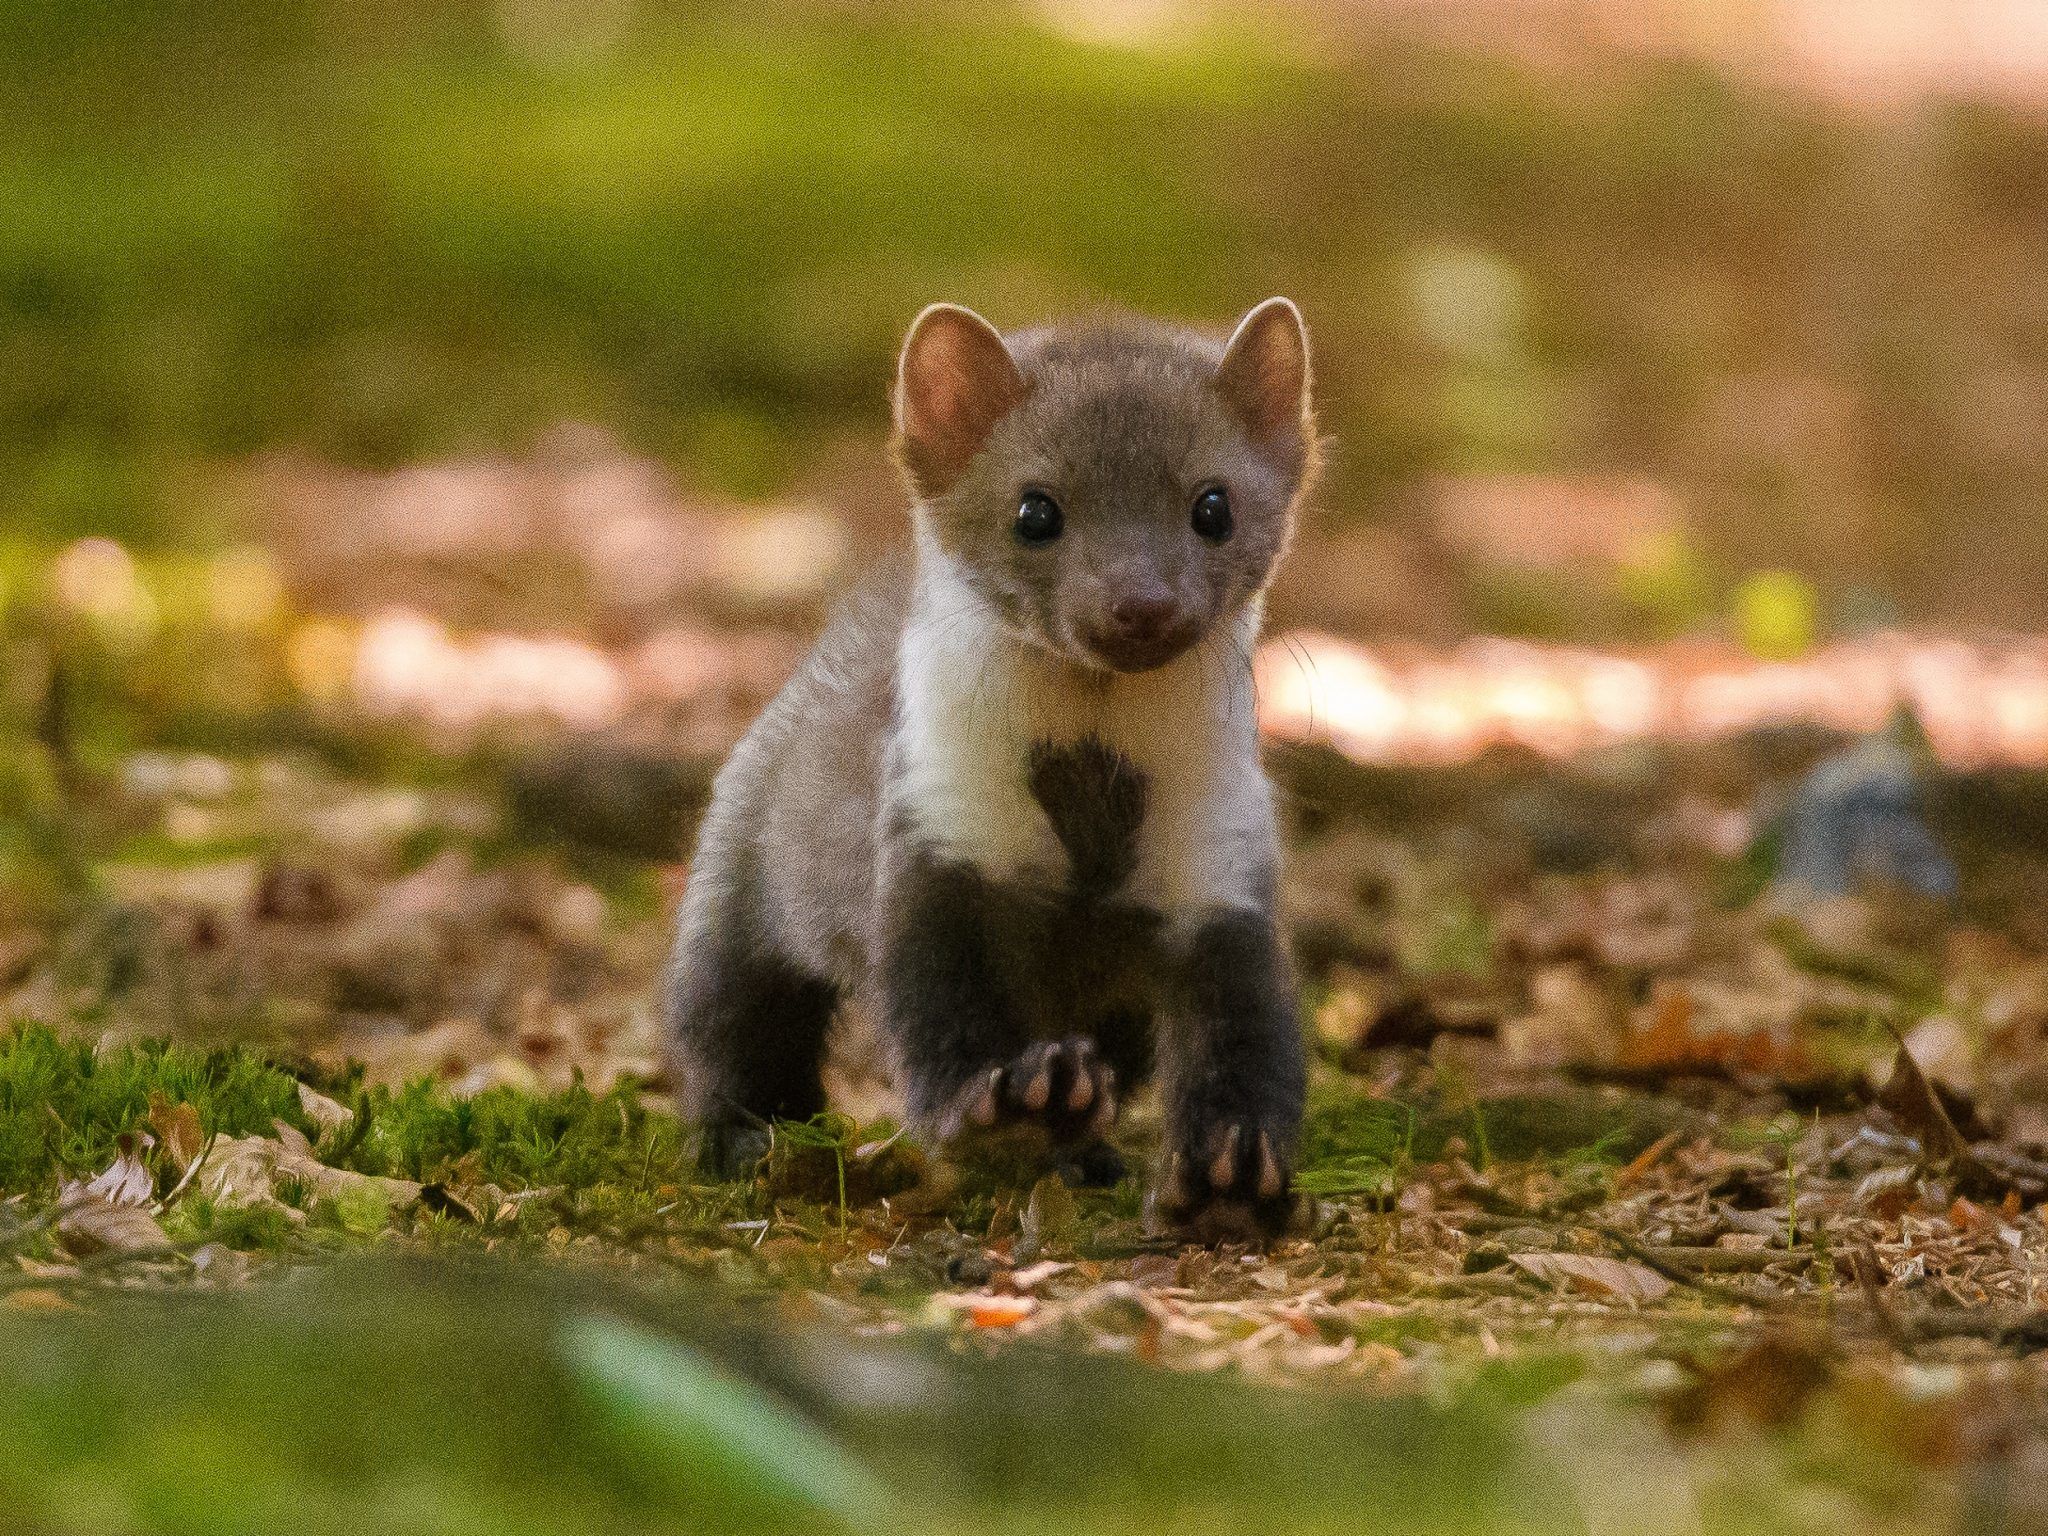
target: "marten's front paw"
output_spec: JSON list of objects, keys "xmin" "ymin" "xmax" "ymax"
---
[
  {"xmin": 694, "ymin": 1119, "xmax": 772, "ymax": 1181},
  {"xmin": 1149, "ymin": 1119, "xmax": 1294, "ymax": 1245},
  {"xmin": 938, "ymin": 1037, "xmax": 1117, "ymax": 1145}
]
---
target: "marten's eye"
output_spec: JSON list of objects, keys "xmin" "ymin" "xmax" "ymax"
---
[
  {"xmin": 1191, "ymin": 485, "xmax": 1233, "ymax": 543},
  {"xmin": 1015, "ymin": 490, "xmax": 1064, "ymax": 546}
]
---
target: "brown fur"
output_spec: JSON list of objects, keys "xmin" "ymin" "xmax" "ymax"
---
[{"xmin": 666, "ymin": 300, "xmax": 1318, "ymax": 1239}]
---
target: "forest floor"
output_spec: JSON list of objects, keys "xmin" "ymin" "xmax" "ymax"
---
[
  {"xmin": 12, "ymin": 710, "xmax": 2048, "ymax": 1532},
  {"xmin": 12, "ymin": 475, "xmax": 2048, "ymax": 1533}
]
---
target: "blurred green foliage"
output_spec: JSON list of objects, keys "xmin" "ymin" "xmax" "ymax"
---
[
  {"xmin": 6, "ymin": 0, "xmax": 2048, "ymax": 622},
  {"xmin": 0, "ymin": 1256, "xmax": 1583, "ymax": 1536}
]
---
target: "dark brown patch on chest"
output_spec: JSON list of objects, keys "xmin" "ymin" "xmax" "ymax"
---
[{"xmin": 1027, "ymin": 735, "xmax": 1149, "ymax": 896}]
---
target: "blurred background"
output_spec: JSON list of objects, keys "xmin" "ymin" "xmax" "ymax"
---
[
  {"xmin": 9, "ymin": 0, "xmax": 2048, "ymax": 1049},
  {"xmin": 12, "ymin": 0, "xmax": 2048, "ymax": 770}
]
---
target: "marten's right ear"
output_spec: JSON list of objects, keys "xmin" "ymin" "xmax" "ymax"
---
[
  {"xmin": 1214, "ymin": 297, "xmax": 1312, "ymax": 480},
  {"xmin": 894, "ymin": 304, "xmax": 1027, "ymax": 498}
]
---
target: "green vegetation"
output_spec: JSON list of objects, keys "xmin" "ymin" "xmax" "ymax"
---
[
  {"xmin": 8, "ymin": 2, "xmax": 2048, "ymax": 628},
  {"xmin": 0, "ymin": 1258, "xmax": 1586, "ymax": 1536},
  {"xmin": 333, "ymin": 1071, "xmax": 686, "ymax": 1190},
  {"xmin": 0, "ymin": 1020, "xmax": 690, "ymax": 1204},
  {"xmin": 1294, "ymin": 1083, "xmax": 1673, "ymax": 1197},
  {"xmin": 0, "ymin": 1024, "xmax": 315, "ymax": 1195}
]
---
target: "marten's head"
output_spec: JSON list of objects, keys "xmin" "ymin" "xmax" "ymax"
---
[{"xmin": 893, "ymin": 300, "xmax": 1316, "ymax": 675}]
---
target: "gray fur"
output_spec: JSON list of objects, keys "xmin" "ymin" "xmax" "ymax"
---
[{"xmin": 666, "ymin": 301, "xmax": 1317, "ymax": 1239}]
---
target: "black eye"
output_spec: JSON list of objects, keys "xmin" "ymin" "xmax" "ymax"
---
[
  {"xmin": 1015, "ymin": 490, "xmax": 1064, "ymax": 545},
  {"xmin": 1191, "ymin": 486, "xmax": 1233, "ymax": 542}
]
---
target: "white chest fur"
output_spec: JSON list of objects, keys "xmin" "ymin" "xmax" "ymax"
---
[{"xmin": 889, "ymin": 553, "xmax": 1276, "ymax": 917}]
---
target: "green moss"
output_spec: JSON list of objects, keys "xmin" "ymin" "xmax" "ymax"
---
[
  {"xmin": 0, "ymin": 1021, "xmax": 313, "ymax": 1196},
  {"xmin": 1296, "ymin": 1090, "xmax": 1417, "ymax": 1198},
  {"xmin": 332, "ymin": 1074, "xmax": 686, "ymax": 1193},
  {"xmin": 0, "ymin": 1021, "xmax": 710, "ymax": 1241},
  {"xmin": 1296, "ymin": 1082, "xmax": 1691, "ymax": 1197}
]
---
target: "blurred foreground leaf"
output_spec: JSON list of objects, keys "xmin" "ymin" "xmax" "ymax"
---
[{"xmin": 562, "ymin": 1312, "xmax": 892, "ymax": 1533}]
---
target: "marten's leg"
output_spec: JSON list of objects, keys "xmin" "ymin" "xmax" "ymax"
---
[
  {"xmin": 879, "ymin": 849, "xmax": 1116, "ymax": 1144},
  {"xmin": 666, "ymin": 849, "xmax": 838, "ymax": 1177},
  {"xmin": 1151, "ymin": 906, "xmax": 1305, "ymax": 1242}
]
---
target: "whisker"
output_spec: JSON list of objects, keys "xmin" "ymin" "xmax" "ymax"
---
[{"xmin": 1282, "ymin": 633, "xmax": 1319, "ymax": 743}]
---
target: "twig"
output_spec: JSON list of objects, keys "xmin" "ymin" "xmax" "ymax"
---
[
  {"xmin": 1852, "ymin": 1242, "xmax": 1913, "ymax": 1354},
  {"xmin": 1591, "ymin": 1222, "xmax": 1762, "ymax": 1306}
]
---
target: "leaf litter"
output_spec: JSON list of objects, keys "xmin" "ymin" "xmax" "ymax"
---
[{"xmin": 14, "ymin": 532, "xmax": 2048, "ymax": 1525}]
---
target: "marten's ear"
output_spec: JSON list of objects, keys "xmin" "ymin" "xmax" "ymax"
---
[
  {"xmin": 1214, "ymin": 297, "xmax": 1311, "ymax": 468},
  {"xmin": 895, "ymin": 303, "xmax": 1027, "ymax": 498}
]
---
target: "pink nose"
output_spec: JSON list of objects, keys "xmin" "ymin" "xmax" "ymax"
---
[{"xmin": 1110, "ymin": 592, "xmax": 1180, "ymax": 640}]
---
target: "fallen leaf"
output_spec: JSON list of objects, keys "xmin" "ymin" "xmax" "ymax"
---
[
  {"xmin": 3, "ymin": 1287, "xmax": 75, "ymax": 1313},
  {"xmin": 1615, "ymin": 986, "xmax": 1822, "ymax": 1084},
  {"xmin": 1949, "ymin": 1196, "xmax": 1993, "ymax": 1233},
  {"xmin": 1129, "ymin": 1253, "xmax": 1181, "ymax": 1289},
  {"xmin": 1667, "ymin": 1327, "xmax": 1833, "ymax": 1433},
  {"xmin": 199, "ymin": 1134, "xmax": 421, "ymax": 1216},
  {"xmin": 1870, "ymin": 1038, "xmax": 2044, "ymax": 1200},
  {"xmin": 967, "ymin": 1295, "xmax": 1037, "ymax": 1329},
  {"xmin": 147, "ymin": 1095, "xmax": 206, "ymax": 1172},
  {"xmin": 297, "ymin": 1081, "xmax": 355, "ymax": 1136},
  {"xmin": 55, "ymin": 1195, "xmax": 170, "ymax": 1256},
  {"xmin": 1615, "ymin": 1130, "xmax": 1683, "ymax": 1191},
  {"xmin": 78, "ymin": 1134, "xmax": 154, "ymax": 1208},
  {"xmin": 1007, "ymin": 1260, "xmax": 1072, "ymax": 1294},
  {"xmin": 1508, "ymin": 1251, "xmax": 1672, "ymax": 1303},
  {"xmin": 1876, "ymin": 1038, "xmax": 1976, "ymax": 1164}
]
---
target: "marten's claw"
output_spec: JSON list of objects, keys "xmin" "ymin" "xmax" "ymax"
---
[
  {"xmin": 967, "ymin": 1068, "xmax": 1003, "ymax": 1128},
  {"xmin": 1149, "ymin": 1118, "xmax": 1296, "ymax": 1245},
  {"xmin": 940, "ymin": 1037, "xmax": 1117, "ymax": 1145}
]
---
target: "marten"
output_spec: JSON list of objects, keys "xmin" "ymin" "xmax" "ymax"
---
[{"xmin": 665, "ymin": 298, "xmax": 1316, "ymax": 1240}]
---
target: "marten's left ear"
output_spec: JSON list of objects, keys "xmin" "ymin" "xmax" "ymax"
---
[
  {"xmin": 1214, "ymin": 297, "xmax": 1312, "ymax": 470},
  {"xmin": 895, "ymin": 303, "xmax": 1028, "ymax": 499}
]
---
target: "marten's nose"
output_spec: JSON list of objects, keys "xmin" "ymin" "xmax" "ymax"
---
[{"xmin": 1109, "ymin": 591, "xmax": 1181, "ymax": 641}]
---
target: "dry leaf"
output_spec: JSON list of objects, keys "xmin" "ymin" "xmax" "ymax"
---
[
  {"xmin": 1870, "ymin": 1038, "xmax": 2047, "ymax": 1200},
  {"xmin": 929, "ymin": 1292, "xmax": 1038, "ymax": 1328},
  {"xmin": 1508, "ymin": 1251, "xmax": 1672, "ymax": 1303},
  {"xmin": 1008, "ymin": 1260, "xmax": 1072, "ymax": 1294},
  {"xmin": 3, "ymin": 1287, "xmax": 75, "ymax": 1314},
  {"xmin": 55, "ymin": 1195, "xmax": 170, "ymax": 1256},
  {"xmin": 78, "ymin": 1134, "xmax": 154, "ymax": 1208},
  {"xmin": 1615, "ymin": 1130, "xmax": 1682, "ymax": 1191},
  {"xmin": 147, "ymin": 1095, "xmax": 206, "ymax": 1172},
  {"xmin": 967, "ymin": 1295, "xmax": 1037, "ymax": 1329},
  {"xmin": 1667, "ymin": 1328, "xmax": 1833, "ymax": 1432},
  {"xmin": 1876, "ymin": 1038, "xmax": 1975, "ymax": 1164},
  {"xmin": 297, "ymin": 1082, "xmax": 355, "ymax": 1136},
  {"xmin": 199, "ymin": 1134, "xmax": 421, "ymax": 1214},
  {"xmin": 1617, "ymin": 987, "xmax": 1820, "ymax": 1083}
]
